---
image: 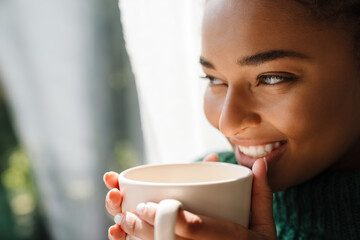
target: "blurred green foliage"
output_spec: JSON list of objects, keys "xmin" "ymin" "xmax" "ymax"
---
[
  {"xmin": 112, "ymin": 139, "xmax": 141, "ymax": 172},
  {"xmin": 0, "ymin": 1, "xmax": 144, "ymax": 239},
  {"xmin": 0, "ymin": 95, "xmax": 50, "ymax": 240},
  {"xmin": 100, "ymin": 0, "xmax": 144, "ymax": 172}
]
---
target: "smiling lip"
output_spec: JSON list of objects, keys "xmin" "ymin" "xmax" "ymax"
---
[{"xmin": 234, "ymin": 141, "xmax": 287, "ymax": 169}]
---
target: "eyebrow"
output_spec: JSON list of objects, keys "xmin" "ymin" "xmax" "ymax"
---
[
  {"xmin": 199, "ymin": 57, "xmax": 215, "ymax": 69},
  {"xmin": 200, "ymin": 49, "xmax": 310, "ymax": 69},
  {"xmin": 239, "ymin": 50, "xmax": 310, "ymax": 66}
]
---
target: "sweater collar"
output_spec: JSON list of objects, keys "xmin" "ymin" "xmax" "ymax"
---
[{"xmin": 273, "ymin": 170, "xmax": 360, "ymax": 239}]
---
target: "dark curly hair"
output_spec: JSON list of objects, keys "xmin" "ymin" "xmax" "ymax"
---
[
  {"xmin": 296, "ymin": 0, "xmax": 360, "ymax": 19},
  {"xmin": 295, "ymin": 0, "xmax": 360, "ymax": 57}
]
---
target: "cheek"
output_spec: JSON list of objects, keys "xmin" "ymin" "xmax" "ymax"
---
[
  {"xmin": 263, "ymin": 89, "xmax": 342, "ymax": 143},
  {"xmin": 265, "ymin": 76, "xmax": 360, "ymax": 157},
  {"xmin": 203, "ymin": 88, "xmax": 225, "ymax": 129}
]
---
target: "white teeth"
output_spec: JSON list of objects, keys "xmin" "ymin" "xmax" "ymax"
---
[
  {"xmin": 248, "ymin": 146, "xmax": 256, "ymax": 156},
  {"xmin": 265, "ymin": 144, "xmax": 272, "ymax": 152},
  {"xmin": 256, "ymin": 145, "xmax": 265, "ymax": 156},
  {"xmin": 238, "ymin": 142, "xmax": 283, "ymax": 158}
]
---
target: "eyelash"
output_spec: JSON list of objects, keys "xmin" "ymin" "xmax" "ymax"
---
[
  {"xmin": 200, "ymin": 75, "xmax": 226, "ymax": 86},
  {"xmin": 201, "ymin": 74, "xmax": 297, "ymax": 87},
  {"xmin": 256, "ymin": 74, "xmax": 297, "ymax": 86}
]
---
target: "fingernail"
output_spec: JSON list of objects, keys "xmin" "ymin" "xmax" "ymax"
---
[
  {"xmin": 106, "ymin": 190, "xmax": 111, "ymax": 203},
  {"xmin": 136, "ymin": 203, "xmax": 146, "ymax": 215},
  {"xmin": 103, "ymin": 172, "xmax": 109, "ymax": 183},
  {"xmin": 108, "ymin": 226, "xmax": 113, "ymax": 237},
  {"xmin": 108, "ymin": 189, "xmax": 119, "ymax": 204},
  {"xmin": 263, "ymin": 157, "xmax": 268, "ymax": 172},
  {"xmin": 114, "ymin": 213, "xmax": 124, "ymax": 225},
  {"xmin": 108, "ymin": 225, "xmax": 117, "ymax": 237}
]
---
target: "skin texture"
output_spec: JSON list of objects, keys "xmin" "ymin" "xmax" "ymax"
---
[
  {"xmin": 202, "ymin": 0, "xmax": 360, "ymax": 191},
  {"xmin": 105, "ymin": 0, "xmax": 360, "ymax": 239}
]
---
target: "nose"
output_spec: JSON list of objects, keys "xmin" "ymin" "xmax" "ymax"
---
[{"xmin": 219, "ymin": 86, "xmax": 261, "ymax": 137}]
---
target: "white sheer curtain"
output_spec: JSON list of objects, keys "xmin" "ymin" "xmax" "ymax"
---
[
  {"xmin": 119, "ymin": 0, "xmax": 231, "ymax": 164},
  {"xmin": 0, "ymin": 0, "xmax": 111, "ymax": 239}
]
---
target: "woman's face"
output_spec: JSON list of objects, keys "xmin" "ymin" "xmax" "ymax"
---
[{"xmin": 201, "ymin": 0, "xmax": 360, "ymax": 191}]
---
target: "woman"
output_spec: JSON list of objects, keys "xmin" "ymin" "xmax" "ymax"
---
[{"xmin": 105, "ymin": 0, "xmax": 360, "ymax": 239}]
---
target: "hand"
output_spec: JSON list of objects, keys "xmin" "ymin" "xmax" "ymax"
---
[
  {"xmin": 105, "ymin": 154, "xmax": 277, "ymax": 240},
  {"xmin": 103, "ymin": 153, "xmax": 220, "ymax": 239},
  {"xmin": 104, "ymin": 171, "xmax": 127, "ymax": 239}
]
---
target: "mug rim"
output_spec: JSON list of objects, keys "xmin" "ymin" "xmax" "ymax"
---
[{"xmin": 118, "ymin": 162, "xmax": 252, "ymax": 187}]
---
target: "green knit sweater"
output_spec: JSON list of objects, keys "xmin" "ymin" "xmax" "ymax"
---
[{"xmin": 215, "ymin": 152, "xmax": 360, "ymax": 239}]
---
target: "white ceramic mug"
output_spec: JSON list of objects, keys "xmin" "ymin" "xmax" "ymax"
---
[{"xmin": 118, "ymin": 162, "xmax": 253, "ymax": 240}]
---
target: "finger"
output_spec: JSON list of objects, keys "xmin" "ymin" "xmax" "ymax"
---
[
  {"xmin": 136, "ymin": 202, "xmax": 244, "ymax": 240},
  {"xmin": 115, "ymin": 212, "xmax": 190, "ymax": 240},
  {"xmin": 106, "ymin": 188, "xmax": 123, "ymax": 216},
  {"xmin": 114, "ymin": 212, "xmax": 155, "ymax": 240},
  {"xmin": 136, "ymin": 202, "xmax": 196, "ymax": 238},
  {"xmin": 135, "ymin": 202, "xmax": 157, "ymax": 225},
  {"xmin": 202, "ymin": 153, "xmax": 219, "ymax": 162},
  {"xmin": 250, "ymin": 158, "xmax": 277, "ymax": 238},
  {"xmin": 104, "ymin": 171, "xmax": 120, "ymax": 189},
  {"xmin": 108, "ymin": 224, "xmax": 126, "ymax": 240},
  {"xmin": 175, "ymin": 210, "xmax": 248, "ymax": 240}
]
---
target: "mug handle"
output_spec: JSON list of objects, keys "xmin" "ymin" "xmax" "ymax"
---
[{"xmin": 154, "ymin": 199, "xmax": 183, "ymax": 240}]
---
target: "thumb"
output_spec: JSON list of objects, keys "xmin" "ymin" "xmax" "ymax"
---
[
  {"xmin": 203, "ymin": 153, "xmax": 219, "ymax": 162},
  {"xmin": 250, "ymin": 158, "xmax": 277, "ymax": 238}
]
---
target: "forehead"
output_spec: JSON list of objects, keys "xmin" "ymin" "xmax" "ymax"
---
[
  {"xmin": 202, "ymin": 0, "xmax": 318, "ymax": 58},
  {"xmin": 203, "ymin": 0, "xmax": 311, "ymax": 33}
]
